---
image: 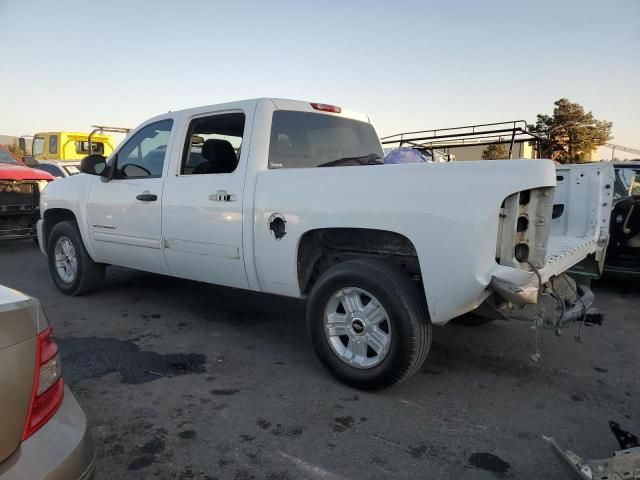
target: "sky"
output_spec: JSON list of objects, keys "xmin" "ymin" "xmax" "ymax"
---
[{"xmin": 0, "ymin": 0, "xmax": 638, "ymax": 159}]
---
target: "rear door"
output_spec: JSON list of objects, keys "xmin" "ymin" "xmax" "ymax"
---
[
  {"xmin": 86, "ymin": 119, "xmax": 174, "ymax": 274},
  {"xmin": 161, "ymin": 106, "xmax": 253, "ymax": 289}
]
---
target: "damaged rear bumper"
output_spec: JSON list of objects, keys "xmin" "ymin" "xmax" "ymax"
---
[{"xmin": 486, "ymin": 268, "xmax": 595, "ymax": 328}]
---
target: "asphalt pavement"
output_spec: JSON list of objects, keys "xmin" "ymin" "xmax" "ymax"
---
[{"xmin": 1, "ymin": 240, "xmax": 638, "ymax": 480}]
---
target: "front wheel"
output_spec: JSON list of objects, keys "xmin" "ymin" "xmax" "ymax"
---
[
  {"xmin": 47, "ymin": 221, "xmax": 105, "ymax": 295},
  {"xmin": 307, "ymin": 258, "xmax": 432, "ymax": 390}
]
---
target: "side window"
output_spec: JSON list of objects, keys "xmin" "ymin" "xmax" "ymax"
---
[
  {"xmin": 33, "ymin": 137, "xmax": 45, "ymax": 157},
  {"xmin": 37, "ymin": 164, "xmax": 63, "ymax": 177},
  {"xmin": 75, "ymin": 141, "xmax": 105, "ymax": 155},
  {"xmin": 181, "ymin": 113, "xmax": 245, "ymax": 175},
  {"xmin": 48, "ymin": 135, "xmax": 58, "ymax": 155},
  {"xmin": 114, "ymin": 119, "xmax": 173, "ymax": 179}
]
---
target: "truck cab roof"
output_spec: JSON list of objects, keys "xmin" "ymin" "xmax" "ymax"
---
[{"xmin": 143, "ymin": 98, "xmax": 371, "ymax": 126}]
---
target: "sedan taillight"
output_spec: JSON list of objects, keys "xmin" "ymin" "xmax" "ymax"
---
[{"xmin": 22, "ymin": 327, "xmax": 64, "ymax": 441}]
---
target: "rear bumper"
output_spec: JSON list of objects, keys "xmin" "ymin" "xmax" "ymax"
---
[
  {"xmin": 0, "ymin": 385, "xmax": 95, "ymax": 480},
  {"xmin": 490, "ymin": 238, "xmax": 599, "ymax": 306}
]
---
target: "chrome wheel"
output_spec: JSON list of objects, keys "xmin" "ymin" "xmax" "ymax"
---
[
  {"xmin": 54, "ymin": 236, "xmax": 78, "ymax": 284},
  {"xmin": 323, "ymin": 287, "xmax": 392, "ymax": 369}
]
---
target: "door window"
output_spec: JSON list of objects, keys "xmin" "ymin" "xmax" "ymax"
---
[
  {"xmin": 181, "ymin": 113, "xmax": 245, "ymax": 175},
  {"xmin": 48, "ymin": 135, "xmax": 58, "ymax": 155},
  {"xmin": 114, "ymin": 120, "xmax": 173, "ymax": 179}
]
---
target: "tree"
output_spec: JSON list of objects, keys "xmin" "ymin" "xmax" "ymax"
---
[
  {"xmin": 5, "ymin": 140, "xmax": 25, "ymax": 159},
  {"xmin": 529, "ymin": 98, "xmax": 612, "ymax": 163},
  {"xmin": 481, "ymin": 143, "xmax": 508, "ymax": 160}
]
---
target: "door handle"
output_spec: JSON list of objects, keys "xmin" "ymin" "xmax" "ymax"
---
[
  {"xmin": 209, "ymin": 190, "xmax": 236, "ymax": 202},
  {"xmin": 136, "ymin": 192, "xmax": 158, "ymax": 202}
]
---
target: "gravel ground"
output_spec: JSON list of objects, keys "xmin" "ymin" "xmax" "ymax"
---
[{"xmin": 1, "ymin": 240, "xmax": 638, "ymax": 479}]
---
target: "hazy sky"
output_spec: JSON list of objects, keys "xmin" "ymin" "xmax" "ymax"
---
[{"xmin": 1, "ymin": 0, "xmax": 638, "ymax": 158}]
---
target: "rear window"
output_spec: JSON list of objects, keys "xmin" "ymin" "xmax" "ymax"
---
[{"xmin": 268, "ymin": 111, "xmax": 383, "ymax": 169}]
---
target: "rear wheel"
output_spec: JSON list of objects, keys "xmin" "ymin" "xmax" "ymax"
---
[
  {"xmin": 307, "ymin": 258, "xmax": 431, "ymax": 390},
  {"xmin": 47, "ymin": 221, "xmax": 105, "ymax": 295}
]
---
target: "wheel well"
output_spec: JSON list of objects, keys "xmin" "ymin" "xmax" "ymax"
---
[
  {"xmin": 297, "ymin": 228, "xmax": 422, "ymax": 294},
  {"xmin": 42, "ymin": 209, "xmax": 77, "ymax": 253}
]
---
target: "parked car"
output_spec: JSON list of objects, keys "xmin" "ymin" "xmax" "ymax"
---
[
  {"xmin": 36, "ymin": 160, "xmax": 82, "ymax": 179},
  {"xmin": 36, "ymin": 98, "xmax": 613, "ymax": 389},
  {"xmin": 604, "ymin": 161, "xmax": 640, "ymax": 277},
  {"xmin": 0, "ymin": 144, "xmax": 54, "ymax": 240},
  {"xmin": 0, "ymin": 285, "xmax": 95, "ymax": 479}
]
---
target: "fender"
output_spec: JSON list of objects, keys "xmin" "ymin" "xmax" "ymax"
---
[{"xmin": 40, "ymin": 174, "xmax": 99, "ymax": 261}]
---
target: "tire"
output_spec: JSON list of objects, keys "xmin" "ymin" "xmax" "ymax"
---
[
  {"xmin": 453, "ymin": 313, "xmax": 495, "ymax": 326},
  {"xmin": 307, "ymin": 258, "xmax": 431, "ymax": 390},
  {"xmin": 47, "ymin": 221, "xmax": 105, "ymax": 295}
]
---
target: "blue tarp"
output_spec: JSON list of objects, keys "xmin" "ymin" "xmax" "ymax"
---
[{"xmin": 383, "ymin": 147, "xmax": 432, "ymax": 164}]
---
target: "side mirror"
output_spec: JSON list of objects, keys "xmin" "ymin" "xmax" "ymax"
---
[{"xmin": 81, "ymin": 154, "xmax": 108, "ymax": 176}]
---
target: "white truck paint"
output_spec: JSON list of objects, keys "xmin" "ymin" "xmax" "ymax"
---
[{"xmin": 36, "ymin": 98, "xmax": 614, "ymax": 388}]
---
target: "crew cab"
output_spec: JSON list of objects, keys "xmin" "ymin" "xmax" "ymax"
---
[
  {"xmin": 36, "ymin": 98, "xmax": 614, "ymax": 389},
  {"xmin": 0, "ymin": 144, "xmax": 54, "ymax": 240}
]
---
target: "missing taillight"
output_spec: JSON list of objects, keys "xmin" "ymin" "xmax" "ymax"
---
[
  {"xmin": 517, "ymin": 216, "xmax": 529, "ymax": 232},
  {"xmin": 22, "ymin": 327, "xmax": 64, "ymax": 440},
  {"xmin": 515, "ymin": 243, "xmax": 529, "ymax": 262}
]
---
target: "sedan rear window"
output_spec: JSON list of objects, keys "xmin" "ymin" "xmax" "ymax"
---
[{"xmin": 268, "ymin": 111, "xmax": 383, "ymax": 169}]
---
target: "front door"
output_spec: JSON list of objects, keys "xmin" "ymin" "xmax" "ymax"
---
[
  {"xmin": 87, "ymin": 119, "xmax": 173, "ymax": 274},
  {"xmin": 162, "ymin": 110, "xmax": 249, "ymax": 289}
]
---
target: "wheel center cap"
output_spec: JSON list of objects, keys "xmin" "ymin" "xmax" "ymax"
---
[{"xmin": 351, "ymin": 319, "xmax": 365, "ymax": 335}]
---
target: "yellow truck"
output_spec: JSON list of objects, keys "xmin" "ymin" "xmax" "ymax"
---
[
  {"xmin": 30, "ymin": 131, "xmax": 115, "ymax": 161},
  {"xmin": 27, "ymin": 127, "xmax": 131, "ymax": 161}
]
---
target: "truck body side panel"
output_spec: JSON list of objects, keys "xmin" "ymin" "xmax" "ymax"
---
[{"xmin": 252, "ymin": 160, "xmax": 559, "ymax": 324}]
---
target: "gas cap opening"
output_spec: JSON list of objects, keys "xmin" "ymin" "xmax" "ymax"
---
[{"xmin": 268, "ymin": 214, "xmax": 286, "ymax": 240}]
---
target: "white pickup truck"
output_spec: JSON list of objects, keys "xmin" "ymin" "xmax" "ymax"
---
[{"xmin": 37, "ymin": 98, "xmax": 614, "ymax": 389}]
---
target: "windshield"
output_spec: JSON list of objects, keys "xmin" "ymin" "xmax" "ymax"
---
[
  {"xmin": 614, "ymin": 166, "xmax": 640, "ymax": 198},
  {"xmin": 0, "ymin": 146, "xmax": 20, "ymax": 165},
  {"xmin": 268, "ymin": 110, "xmax": 384, "ymax": 169},
  {"xmin": 32, "ymin": 137, "xmax": 45, "ymax": 157}
]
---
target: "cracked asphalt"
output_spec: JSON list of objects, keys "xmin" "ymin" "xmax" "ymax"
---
[{"xmin": 1, "ymin": 240, "xmax": 638, "ymax": 479}]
